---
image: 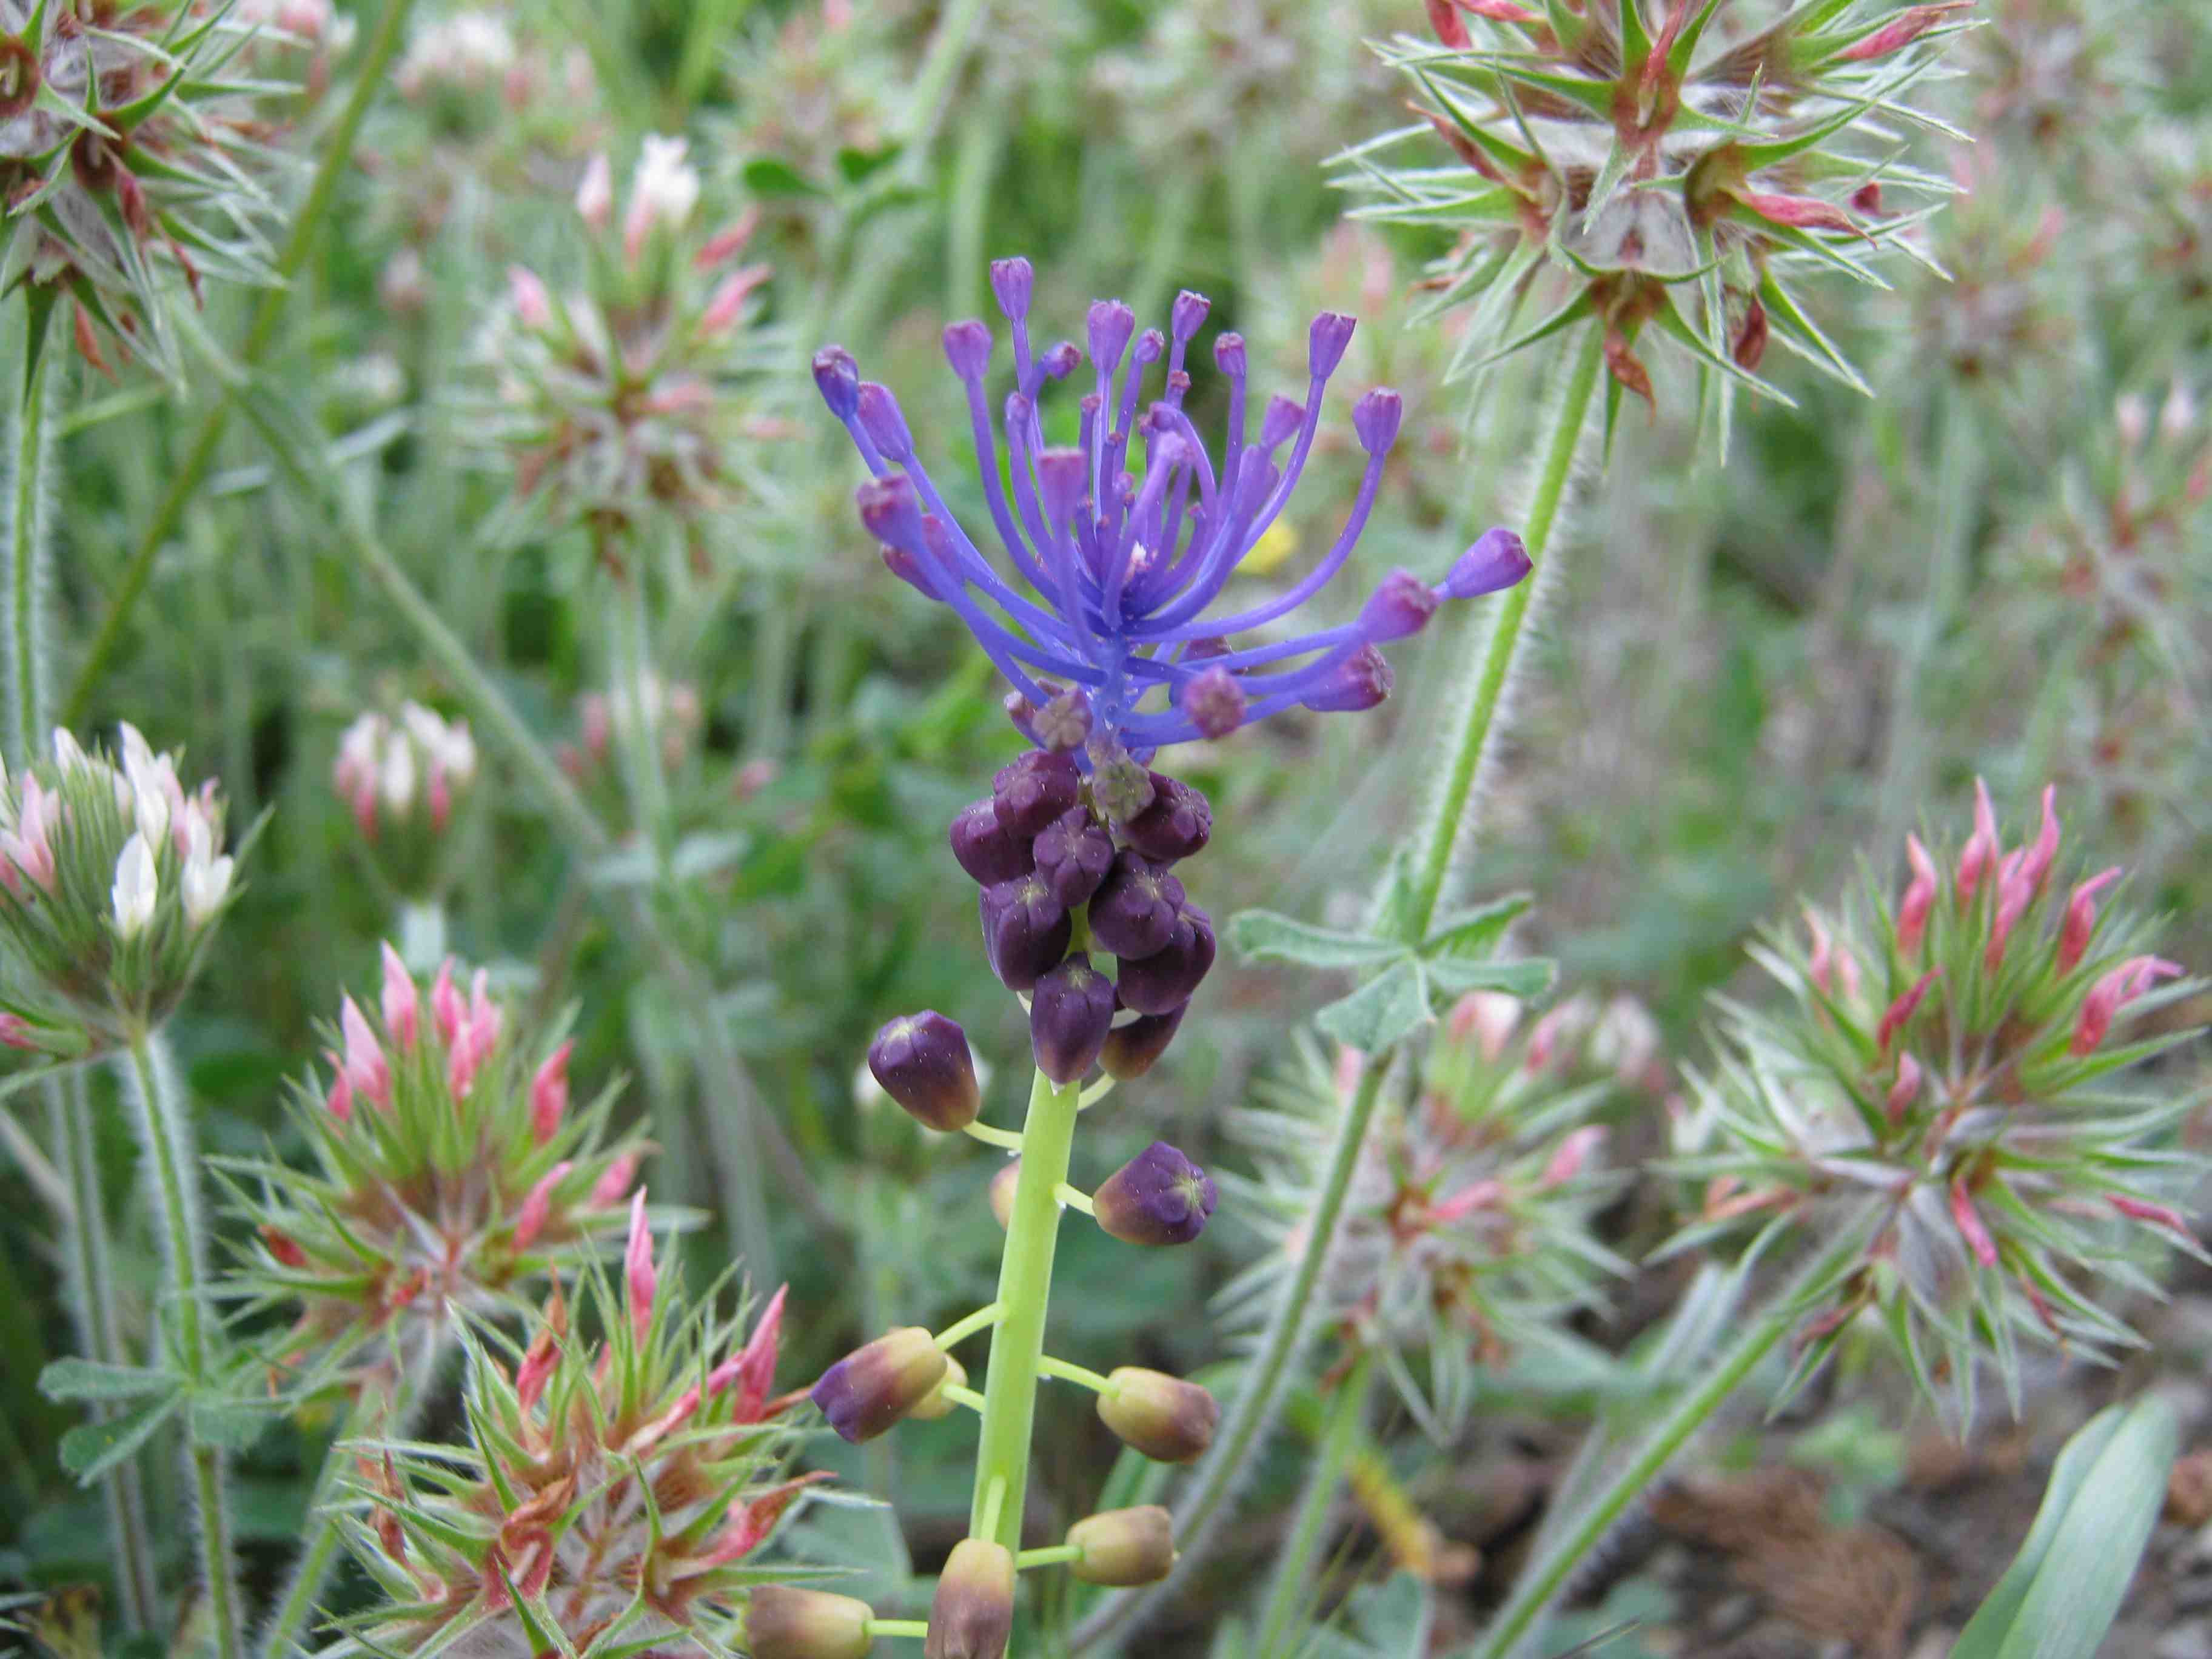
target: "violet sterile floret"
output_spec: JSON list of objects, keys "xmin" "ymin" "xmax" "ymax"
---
[
  {"xmin": 815, "ymin": 260, "xmax": 1528, "ymax": 758},
  {"xmin": 1094, "ymin": 1141, "xmax": 1219, "ymax": 1247}
]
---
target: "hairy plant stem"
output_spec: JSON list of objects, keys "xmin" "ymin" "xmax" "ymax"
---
[
  {"xmin": 51, "ymin": 1076, "xmax": 160, "ymax": 1631},
  {"xmin": 125, "ymin": 1027, "xmax": 243, "ymax": 1659},
  {"xmin": 968, "ymin": 1067, "xmax": 1082, "ymax": 1558},
  {"xmin": 1403, "ymin": 329, "xmax": 1603, "ymax": 931},
  {"xmin": 7, "ymin": 292, "xmax": 53, "ymax": 763},
  {"xmin": 1472, "ymin": 1222, "xmax": 1875, "ymax": 1659},
  {"xmin": 1074, "ymin": 333, "xmax": 1602, "ymax": 1654},
  {"xmin": 1253, "ymin": 1352, "xmax": 1372, "ymax": 1658},
  {"xmin": 61, "ymin": 0, "xmax": 421, "ymax": 728}
]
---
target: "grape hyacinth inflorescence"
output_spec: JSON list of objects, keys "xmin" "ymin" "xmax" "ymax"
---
[{"xmin": 814, "ymin": 255, "xmax": 1529, "ymax": 760}]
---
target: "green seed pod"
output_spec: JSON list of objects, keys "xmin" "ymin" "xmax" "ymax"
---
[
  {"xmin": 1068, "ymin": 1506, "xmax": 1178, "ymax": 1586},
  {"xmin": 925, "ymin": 1538, "xmax": 1016, "ymax": 1659},
  {"xmin": 1096, "ymin": 1366, "xmax": 1219, "ymax": 1463},
  {"xmin": 745, "ymin": 1587, "xmax": 877, "ymax": 1659}
]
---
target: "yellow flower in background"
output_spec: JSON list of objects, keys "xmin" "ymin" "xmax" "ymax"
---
[{"xmin": 1241, "ymin": 519, "xmax": 1298, "ymax": 576}]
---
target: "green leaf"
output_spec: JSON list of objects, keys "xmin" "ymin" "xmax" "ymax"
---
[
  {"xmin": 1421, "ymin": 954, "xmax": 1555, "ymax": 1000},
  {"xmin": 1422, "ymin": 893, "xmax": 1532, "ymax": 957},
  {"xmin": 1952, "ymin": 1393, "xmax": 2177, "ymax": 1659},
  {"xmin": 1227, "ymin": 910, "xmax": 1407, "ymax": 971},
  {"xmin": 835, "ymin": 143, "xmax": 904, "ymax": 186},
  {"xmin": 58, "ymin": 1392, "xmax": 183, "ymax": 1485},
  {"xmin": 39, "ymin": 1358, "xmax": 179, "ymax": 1403},
  {"xmin": 1314, "ymin": 958, "xmax": 1432, "ymax": 1052},
  {"xmin": 189, "ymin": 1397, "xmax": 275, "ymax": 1453},
  {"xmin": 740, "ymin": 156, "xmax": 826, "ymax": 199}
]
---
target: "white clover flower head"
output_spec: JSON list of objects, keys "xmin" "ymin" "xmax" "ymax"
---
[
  {"xmin": 625, "ymin": 134, "xmax": 702, "ymax": 259},
  {"xmin": 398, "ymin": 8, "xmax": 517, "ymax": 93},
  {"xmin": 111, "ymin": 834, "xmax": 157, "ymax": 939}
]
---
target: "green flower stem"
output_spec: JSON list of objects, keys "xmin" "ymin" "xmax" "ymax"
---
[
  {"xmin": 1402, "ymin": 328, "xmax": 1603, "ymax": 937},
  {"xmin": 1253, "ymin": 1352, "xmax": 1373, "ymax": 1659},
  {"xmin": 124, "ymin": 1027, "xmax": 242, "ymax": 1659},
  {"xmin": 964, "ymin": 1121, "xmax": 1024, "ymax": 1150},
  {"xmin": 867, "ymin": 1619, "xmax": 931, "ymax": 1640},
  {"xmin": 608, "ymin": 569, "xmax": 672, "ymax": 868},
  {"xmin": 59, "ymin": 0, "xmax": 422, "ymax": 729},
  {"xmin": 1471, "ymin": 1224, "xmax": 1875, "ymax": 1659},
  {"xmin": 7, "ymin": 292, "xmax": 53, "ymax": 765},
  {"xmin": 935, "ymin": 1302, "xmax": 1005, "ymax": 1350},
  {"xmin": 50, "ymin": 1078, "xmax": 159, "ymax": 1632},
  {"xmin": 967, "ymin": 1067, "xmax": 1083, "ymax": 1555},
  {"xmin": 1016, "ymin": 1544, "xmax": 1082, "ymax": 1570},
  {"xmin": 1036, "ymin": 1355, "xmax": 1111, "ymax": 1393}
]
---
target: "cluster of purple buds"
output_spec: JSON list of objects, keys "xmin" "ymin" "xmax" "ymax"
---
[{"xmin": 812, "ymin": 255, "xmax": 1529, "ymax": 759}]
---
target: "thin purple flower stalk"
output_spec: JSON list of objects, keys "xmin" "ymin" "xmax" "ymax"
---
[{"xmin": 814, "ymin": 258, "xmax": 1530, "ymax": 760}]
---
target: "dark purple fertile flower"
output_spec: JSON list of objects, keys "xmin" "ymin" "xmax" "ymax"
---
[
  {"xmin": 1031, "ymin": 952, "xmax": 1117, "ymax": 1084},
  {"xmin": 1101, "ymin": 1004, "xmax": 1187, "ymax": 1079},
  {"xmin": 1116, "ymin": 905, "xmax": 1216, "ymax": 1015},
  {"xmin": 1094, "ymin": 1141, "xmax": 1219, "ymax": 1246},
  {"xmin": 1088, "ymin": 851, "xmax": 1185, "ymax": 960},
  {"xmin": 980, "ymin": 875, "xmax": 1071, "ymax": 991},
  {"xmin": 813, "ymin": 257, "xmax": 1527, "ymax": 758},
  {"xmin": 951, "ymin": 797, "xmax": 1035, "ymax": 886},
  {"xmin": 994, "ymin": 748, "xmax": 1081, "ymax": 838},
  {"xmin": 1033, "ymin": 807, "xmax": 1115, "ymax": 908},
  {"xmin": 811, "ymin": 1327, "xmax": 948, "ymax": 1443},
  {"xmin": 866, "ymin": 1011, "xmax": 980, "ymax": 1131},
  {"xmin": 1119, "ymin": 774, "xmax": 1212, "ymax": 864}
]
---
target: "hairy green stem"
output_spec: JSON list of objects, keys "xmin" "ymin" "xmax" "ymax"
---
[
  {"xmin": 126, "ymin": 1028, "xmax": 243, "ymax": 1659},
  {"xmin": 968, "ymin": 1067, "xmax": 1082, "ymax": 1557},
  {"xmin": 1075, "ymin": 332, "xmax": 1603, "ymax": 1653},
  {"xmin": 1403, "ymin": 329, "xmax": 1603, "ymax": 934},
  {"xmin": 61, "ymin": 0, "xmax": 421, "ymax": 728},
  {"xmin": 7, "ymin": 293, "xmax": 52, "ymax": 764},
  {"xmin": 1471, "ymin": 1224, "xmax": 1874, "ymax": 1659},
  {"xmin": 1253, "ymin": 1352, "xmax": 1372, "ymax": 1657},
  {"xmin": 50, "ymin": 1076, "xmax": 160, "ymax": 1632}
]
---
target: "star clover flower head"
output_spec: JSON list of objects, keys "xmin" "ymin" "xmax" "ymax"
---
[
  {"xmin": 226, "ymin": 951, "xmax": 643, "ymax": 1397},
  {"xmin": 332, "ymin": 1240, "xmax": 820, "ymax": 1657},
  {"xmin": 1675, "ymin": 779, "xmax": 2206, "ymax": 1426},
  {"xmin": 815, "ymin": 261, "xmax": 1527, "ymax": 760}
]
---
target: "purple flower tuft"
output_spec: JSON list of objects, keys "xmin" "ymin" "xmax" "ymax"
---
[
  {"xmin": 1094, "ymin": 1141, "xmax": 1219, "ymax": 1246},
  {"xmin": 1031, "ymin": 953, "xmax": 1117, "ymax": 1084},
  {"xmin": 1439, "ymin": 528, "xmax": 1532, "ymax": 600},
  {"xmin": 1352, "ymin": 387, "xmax": 1403, "ymax": 455},
  {"xmin": 812, "ymin": 346, "xmax": 860, "ymax": 420},
  {"xmin": 1309, "ymin": 312, "xmax": 1357, "ymax": 379},
  {"xmin": 943, "ymin": 319, "xmax": 994, "ymax": 381},
  {"xmin": 1179, "ymin": 666, "xmax": 1245, "ymax": 740},
  {"xmin": 1359, "ymin": 569, "xmax": 1440, "ymax": 643},
  {"xmin": 817, "ymin": 265, "xmax": 1532, "ymax": 760}
]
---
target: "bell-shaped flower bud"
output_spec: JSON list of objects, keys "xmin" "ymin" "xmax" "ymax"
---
[
  {"xmin": 925, "ymin": 1538, "xmax": 1016, "ymax": 1659},
  {"xmin": 988, "ymin": 1158, "xmax": 1021, "ymax": 1229},
  {"xmin": 813, "ymin": 346, "xmax": 862, "ymax": 421},
  {"xmin": 1359, "ymin": 569, "xmax": 1439, "ymax": 642},
  {"xmin": 1437, "ymin": 528, "xmax": 1532, "ymax": 600},
  {"xmin": 1036, "ymin": 447, "xmax": 1088, "ymax": 529},
  {"xmin": 1101, "ymin": 1004, "xmax": 1187, "ymax": 1079},
  {"xmin": 1116, "ymin": 906, "xmax": 1216, "ymax": 1016},
  {"xmin": 1308, "ymin": 312, "xmax": 1357, "ymax": 379},
  {"xmin": 993, "ymin": 749, "xmax": 1081, "ymax": 839},
  {"xmin": 942, "ymin": 319, "xmax": 993, "ymax": 381},
  {"xmin": 1352, "ymin": 387, "xmax": 1402, "ymax": 455},
  {"xmin": 1098, "ymin": 1367, "xmax": 1219, "ymax": 1463},
  {"xmin": 1179, "ymin": 668, "xmax": 1245, "ymax": 741},
  {"xmin": 1169, "ymin": 290, "xmax": 1210, "ymax": 343},
  {"xmin": 856, "ymin": 383, "xmax": 916, "ymax": 463},
  {"xmin": 1302, "ymin": 644, "xmax": 1395, "ymax": 712},
  {"xmin": 1094, "ymin": 1142, "xmax": 1218, "ymax": 1247},
  {"xmin": 980, "ymin": 875, "xmax": 1071, "ymax": 992},
  {"xmin": 1033, "ymin": 808, "xmax": 1114, "ymax": 909},
  {"xmin": 1087, "ymin": 300, "xmax": 1137, "ymax": 372},
  {"xmin": 1039, "ymin": 341, "xmax": 1081, "ymax": 380},
  {"xmin": 951, "ymin": 797, "xmax": 1036, "ymax": 887},
  {"xmin": 867, "ymin": 1011, "xmax": 982, "ymax": 1132},
  {"xmin": 1213, "ymin": 331, "xmax": 1247, "ymax": 378},
  {"xmin": 1067, "ymin": 1506, "xmax": 1178, "ymax": 1587},
  {"xmin": 907, "ymin": 1352, "xmax": 968, "ymax": 1421},
  {"xmin": 1088, "ymin": 853, "xmax": 1185, "ymax": 960},
  {"xmin": 1258, "ymin": 395, "xmax": 1304, "ymax": 451},
  {"xmin": 745, "ymin": 1587, "xmax": 877, "ymax": 1659},
  {"xmin": 811, "ymin": 1327, "xmax": 949, "ymax": 1444},
  {"xmin": 1031, "ymin": 953, "xmax": 1116, "ymax": 1084},
  {"xmin": 1119, "ymin": 774, "xmax": 1212, "ymax": 864}
]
